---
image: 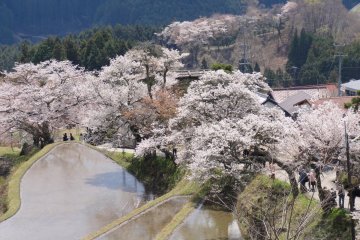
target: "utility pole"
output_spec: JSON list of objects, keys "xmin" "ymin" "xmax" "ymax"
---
[
  {"xmin": 239, "ymin": 20, "xmax": 252, "ymax": 73},
  {"xmin": 345, "ymin": 124, "xmax": 352, "ymax": 210},
  {"xmin": 334, "ymin": 44, "xmax": 347, "ymax": 97},
  {"xmin": 291, "ymin": 66, "xmax": 298, "ymax": 86},
  {"xmin": 345, "ymin": 123, "xmax": 356, "ymax": 240},
  {"xmin": 239, "ymin": 42, "xmax": 251, "ymax": 73}
]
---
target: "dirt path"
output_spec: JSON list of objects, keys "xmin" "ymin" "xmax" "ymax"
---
[
  {"xmin": 267, "ymin": 167, "xmax": 360, "ymax": 239},
  {"xmin": 267, "ymin": 167, "xmax": 360, "ymax": 209}
]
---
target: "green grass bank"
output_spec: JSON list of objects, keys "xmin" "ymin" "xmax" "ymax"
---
[
  {"xmin": 0, "ymin": 142, "xmax": 62, "ymax": 222},
  {"xmin": 237, "ymin": 175, "xmax": 353, "ymax": 240}
]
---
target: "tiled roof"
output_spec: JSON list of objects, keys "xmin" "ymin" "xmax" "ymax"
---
[
  {"xmin": 312, "ymin": 96, "xmax": 354, "ymax": 110},
  {"xmin": 272, "ymin": 84, "xmax": 338, "ymax": 102},
  {"xmin": 279, "ymin": 91, "xmax": 312, "ymax": 114}
]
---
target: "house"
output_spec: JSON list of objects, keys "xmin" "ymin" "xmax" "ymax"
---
[
  {"xmin": 272, "ymin": 84, "xmax": 338, "ymax": 102},
  {"xmin": 312, "ymin": 96, "xmax": 355, "ymax": 111},
  {"xmin": 342, "ymin": 79, "xmax": 360, "ymax": 96},
  {"xmin": 256, "ymin": 92, "xmax": 292, "ymax": 116},
  {"xmin": 270, "ymin": 84, "xmax": 338, "ymax": 116},
  {"xmin": 278, "ymin": 91, "xmax": 312, "ymax": 116}
]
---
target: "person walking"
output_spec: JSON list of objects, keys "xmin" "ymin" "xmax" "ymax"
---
[
  {"xmin": 269, "ymin": 162, "xmax": 275, "ymax": 180},
  {"xmin": 299, "ymin": 169, "xmax": 309, "ymax": 193},
  {"xmin": 63, "ymin": 133, "xmax": 68, "ymax": 141},
  {"xmin": 70, "ymin": 133, "xmax": 75, "ymax": 141},
  {"xmin": 172, "ymin": 147, "xmax": 177, "ymax": 159},
  {"xmin": 308, "ymin": 169, "xmax": 316, "ymax": 192},
  {"xmin": 337, "ymin": 184, "xmax": 345, "ymax": 208}
]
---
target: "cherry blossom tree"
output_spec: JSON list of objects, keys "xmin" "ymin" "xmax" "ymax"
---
[
  {"xmin": 157, "ymin": 15, "xmax": 242, "ymax": 47},
  {"xmin": 136, "ymin": 70, "xmax": 301, "ymax": 196},
  {"xmin": 293, "ymin": 102, "xmax": 360, "ymax": 202},
  {"xmin": 0, "ymin": 60, "xmax": 92, "ymax": 147},
  {"xmin": 86, "ymin": 46, "xmax": 186, "ymax": 146}
]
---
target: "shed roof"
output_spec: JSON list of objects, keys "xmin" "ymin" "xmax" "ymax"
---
[{"xmin": 342, "ymin": 79, "xmax": 360, "ymax": 91}]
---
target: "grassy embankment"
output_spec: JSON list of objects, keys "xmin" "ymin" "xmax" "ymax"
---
[
  {"xmin": 0, "ymin": 143, "xmax": 62, "ymax": 222},
  {"xmin": 237, "ymin": 175, "xmax": 352, "ymax": 240},
  {"xmin": 0, "ymin": 147, "xmax": 21, "ymax": 214}
]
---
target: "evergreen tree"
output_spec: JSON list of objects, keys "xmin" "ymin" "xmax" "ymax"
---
[
  {"xmin": 63, "ymin": 36, "xmax": 80, "ymax": 65},
  {"xmin": 238, "ymin": 59, "xmax": 253, "ymax": 73},
  {"xmin": 19, "ymin": 41, "xmax": 31, "ymax": 63},
  {"xmin": 287, "ymin": 29, "xmax": 299, "ymax": 69},
  {"xmin": 201, "ymin": 58, "xmax": 208, "ymax": 69},
  {"xmin": 254, "ymin": 62, "xmax": 260, "ymax": 72},
  {"xmin": 298, "ymin": 29, "xmax": 312, "ymax": 67},
  {"xmin": 31, "ymin": 39, "xmax": 55, "ymax": 64},
  {"xmin": 286, "ymin": 29, "xmax": 313, "ymax": 73},
  {"xmin": 52, "ymin": 38, "xmax": 66, "ymax": 61},
  {"xmin": 264, "ymin": 68, "xmax": 277, "ymax": 87}
]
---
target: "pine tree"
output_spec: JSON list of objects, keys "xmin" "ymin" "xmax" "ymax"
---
[
  {"xmin": 52, "ymin": 38, "xmax": 66, "ymax": 61},
  {"xmin": 64, "ymin": 37, "xmax": 80, "ymax": 65},
  {"xmin": 201, "ymin": 58, "xmax": 208, "ymax": 69},
  {"xmin": 19, "ymin": 41, "xmax": 31, "ymax": 63},
  {"xmin": 254, "ymin": 62, "xmax": 260, "ymax": 72}
]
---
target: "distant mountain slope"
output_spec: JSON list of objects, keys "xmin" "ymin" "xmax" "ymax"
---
[
  {"xmin": 1, "ymin": 0, "xmax": 359, "ymax": 44},
  {"xmin": 0, "ymin": 0, "xmax": 247, "ymax": 44},
  {"xmin": 351, "ymin": 3, "xmax": 360, "ymax": 12},
  {"xmin": 343, "ymin": 0, "xmax": 360, "ymax": 8}
]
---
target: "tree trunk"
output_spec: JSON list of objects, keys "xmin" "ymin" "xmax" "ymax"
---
[
  {"xmin": 129, "ymin": 125, "xmax": 142, "ymax": 144},
  {"xmin": 21, "ymin": 121, "xmax": 53, "ymax": 148},
  {"xmin": 311, "ymin": 164, "xmax": 325, "ymax": 202},
  {"xmin": 163, "ymin": 69, "xmax": 168, "ymax": 89},
  {"xmin": 272, "ymin": 158, "xmax": 299, "ymax": 198},
  {"xmin": 145, "ymin": 65, "xmax": 153, "ymax": 99}
]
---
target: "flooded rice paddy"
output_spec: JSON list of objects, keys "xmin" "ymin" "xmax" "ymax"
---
[{"xmin": 0, "ymin": 143, "xmax": 149, "ymax": 240}]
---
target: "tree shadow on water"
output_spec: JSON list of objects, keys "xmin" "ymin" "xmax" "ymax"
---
[{"xmin": 85, "ymin": 170, "xmax": 145, "ymax": 193}]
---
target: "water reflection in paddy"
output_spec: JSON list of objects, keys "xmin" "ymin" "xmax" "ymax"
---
[
  {"xmin": 0, "ymin": 143, "xmax": 151, "ymax": 240},
  {"xmin": 170, "ymin": 206, "xmax": 242, "ymax": 240},
  {"xmin": 100, "ymin": 196, "xmax": 189, "ymax": 240}
]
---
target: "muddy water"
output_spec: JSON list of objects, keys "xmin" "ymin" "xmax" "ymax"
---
[
  {"xmin": 170, "ymin": 207, "xmax": 242, "ymax": 240},
  {"xmin": 100, "ymin": 196, "xmax": 189, "ymax": 240},
  {"xmin": 0, "ymin": 143, "xmax": 149, "ymax": 240}
]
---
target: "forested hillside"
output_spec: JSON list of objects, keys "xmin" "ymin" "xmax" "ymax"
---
[
  {"xmin": 0, "ymin": 25, "xmax": 159, "ymax": 71},
  {"xmin": 1, "ymin": 0, "xmax": 359, "ymax": 44},
  {"xmin": 0, "ymin": 0, "xmax": 247, "ymax": 44}
]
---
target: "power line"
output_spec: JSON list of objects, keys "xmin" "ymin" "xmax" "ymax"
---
[{"xmin": 334, "ymin": 44, "xmax": 347, "ymax": 97}]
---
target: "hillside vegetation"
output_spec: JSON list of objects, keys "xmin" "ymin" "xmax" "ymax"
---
[
  {"xmin": 0, "ymin": 0, "xmax": 247, "ymax": 44},
  {"xmin": 3, "ymin": 0, "xmax": 359, "ymax": 44}
]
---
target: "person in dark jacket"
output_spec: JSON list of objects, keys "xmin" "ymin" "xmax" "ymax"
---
[
  {"xmin": 337, "ymin": 184, "xmax": 345, "ymax": 208},
  {"xmin": 299, "ymin": 169, "xmax": 309, "ymax": 193},
  {"xmin": 63, "ymin": 133, "xmax": 68, "ymax": 141}
]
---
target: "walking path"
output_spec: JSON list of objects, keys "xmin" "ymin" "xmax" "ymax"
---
[
  {"xmin": 267, "ymin": 167, "xmax": 360, "ymax": 239},
  {"xmin": 96, "ymin": 143, "xmax": 135, "ymax": 154}
]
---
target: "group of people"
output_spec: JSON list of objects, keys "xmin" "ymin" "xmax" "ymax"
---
[
  {"xmin": 299, "ymin": 167, "xmax": 360, "ymax": 210},
  {"xmin": 63, "ymin": 133, "xmax": 86, "ymax": 142},
  {"xmin": 62, "ymin": 133, "xmax": 75, "ymax": 141}
]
